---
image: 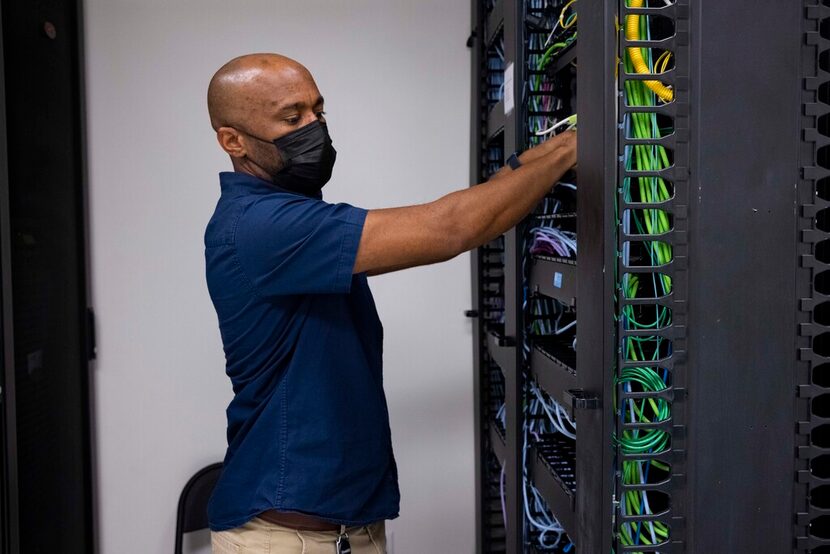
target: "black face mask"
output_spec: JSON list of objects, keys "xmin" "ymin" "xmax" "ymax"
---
[{"xmin": 251, "ymin": 121, "xmax": 337, "ymax": 197}]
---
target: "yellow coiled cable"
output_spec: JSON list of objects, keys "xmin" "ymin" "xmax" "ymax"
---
[{"xmin": 625, "ymin": 0, "xmax": 674, "ymax": 102}]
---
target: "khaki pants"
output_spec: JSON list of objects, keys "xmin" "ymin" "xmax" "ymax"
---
[{"xmin": 211, "ymin": 516, "xmax": 387, "ymax": 554}]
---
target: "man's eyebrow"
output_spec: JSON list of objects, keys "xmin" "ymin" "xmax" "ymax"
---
[
  {"xmin": 275, "ymin": 102, "xmax": 302, "ymax": 114},
  {"xmin": 274, "ymin": 97, "xmax": 324, "ymax": 115}
]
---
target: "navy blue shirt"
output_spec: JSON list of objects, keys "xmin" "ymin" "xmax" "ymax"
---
[{"xmin": 204, "ymin": 171, "xmax": 400, "ymax": 532}]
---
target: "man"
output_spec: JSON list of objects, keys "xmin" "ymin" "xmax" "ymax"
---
[{"xmin": 204, "ymin": 53, "xmax": 576, "ymax": 554}]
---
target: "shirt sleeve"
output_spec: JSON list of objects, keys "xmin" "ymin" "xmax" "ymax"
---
[{"xmin": 234, "ymin": 193, "xmax": 368, "ymax": 297}]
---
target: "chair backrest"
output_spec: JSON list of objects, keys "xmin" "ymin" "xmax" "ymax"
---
[{"xmin": 174, "ymin": 462, "xmax": 223, "ymax": 554}]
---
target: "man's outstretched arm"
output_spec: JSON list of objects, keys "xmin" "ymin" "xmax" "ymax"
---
[{"xmin": 353, "ymin": 131, "xmax": 576, "ymax": 276}]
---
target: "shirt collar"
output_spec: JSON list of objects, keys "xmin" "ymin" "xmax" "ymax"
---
[
  {"xmin": 219, "ymin": 171, "xmax": 282, "ymax": 196},
  {"xmin": 218, "ymin": 171, "xmax": 324, "ymax": 200}
]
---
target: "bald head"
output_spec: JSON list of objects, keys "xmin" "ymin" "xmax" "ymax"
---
[
  {"xmin": 207, "ymin": 53, "xmax": 318, "ymax": 131},
  {"xmin": 207, "ymin": 53, "xmax": 328, "ymax": 180}
]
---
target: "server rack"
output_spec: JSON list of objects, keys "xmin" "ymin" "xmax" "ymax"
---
[
  {"xmin": 0, "ymin": 0, "xmax": 95, "ymax": 552},
  {"xmin": 470, "ymin": 1, "xmax": 822, "ymax": 552}
]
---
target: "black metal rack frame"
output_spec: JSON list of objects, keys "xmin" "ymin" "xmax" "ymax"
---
[
  {"xmin": 797, "ymin": 0, "xmax": 830, "ymax": 551},
  {"xmin": 471, "ymin": 1, "xmax": 821, "ymax": 553},
  {"xmin": 471, "ymin": 0, "xmax": 583, "ymax": 551}
]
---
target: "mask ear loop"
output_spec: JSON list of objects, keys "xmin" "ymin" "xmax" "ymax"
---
[
  {"xmin": 232, "ymin": 126, "xmax": 292, "ymax": 173},
  {"xmin": 229, "ymin": 123, "xmax": 275, "ymax": 145}
]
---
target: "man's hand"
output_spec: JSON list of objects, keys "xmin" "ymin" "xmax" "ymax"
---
[
  {"xmin": 489, "ymin": 129, "xmax": 575, "ymax": 182},
  {"xmin": 353, "ymin": 131, "xmax": 577, "ymax": 276}
]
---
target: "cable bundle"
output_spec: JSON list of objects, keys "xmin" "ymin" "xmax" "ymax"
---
[
  {"xmin": 529, "ymin": 225, "xmax": 577, "ymax": 258},
  {"xmin": 530, "ymin": 178, "xmax": 577, "ymax": 259},
  {"xmin": 537, "ymin": 196, "xmax": 562, "ymax": 214},
  {"xmin": 519, "ymin": 292, "xmax": 577, "ymax": 554},
  {"xmin": 539, "ymin": 0, "xmax": 578, "ymax": 70},
  {"xmin": 485, "ymin": 144, "xmax": 504, "ymax": 179},
  {"xmin": 625, "ymin": 0, "xmax": 673, "ymax": 103},
  {"xmin": 615, "ymin": 8, "xmax": 674, "ymax": 552},
  {"xmin": 527, "ymin": 0, "xmax": 573, "ymax": 147},
  {"xmin": 529, "ymin": 184, "xmax": 578, "ymax": 260},
  {"xmin": 528, "ymin": 296, "xmax": 576, "ymax": 338},
  {"xmin": 514, "ymin": 3, "xmax": 580, "ymax": 551},
  {"xmin": 523, "ymin": 382, "xmax": 576, "ymax": 552},
  {"xmin": 521, "ymin": 269, "xmax": 576, "ymax": 554},
  {"xmin": 487, "ymin": 34, "xmax": 506, "ymax": 106},
  {"xmin": 528, "ymin": 380, "xmax": 576, "ymax": 440}
]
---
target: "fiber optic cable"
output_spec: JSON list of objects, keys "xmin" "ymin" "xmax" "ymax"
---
[
  {"xmin": 625, "ymin": 0, "xmax": 674, "ymax": 103},
  {"xmin": 536, "ymin": 114, "xmax": 578, "ymax": 137},
  {"xmin": 539, "ymin": 33, "xmax": 577, "ymax": 71},
  {"xmin": 558, "ymin": 0, "xmax": 578, "ymax": 30}
]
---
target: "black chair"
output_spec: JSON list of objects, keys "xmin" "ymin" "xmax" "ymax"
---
[{"xmin": 175, "ymin": 462, "xmax": 224, "ymax": 554}]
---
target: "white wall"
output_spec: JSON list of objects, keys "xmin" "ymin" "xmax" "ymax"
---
[{"xmin": 84, "ymin": 1, "xmax": 474, "ymax": 553}]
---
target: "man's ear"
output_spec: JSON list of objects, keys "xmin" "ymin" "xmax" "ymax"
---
[{"xmin": 216, "ymin": 127, "xmax": 246, "ymax": 159}]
